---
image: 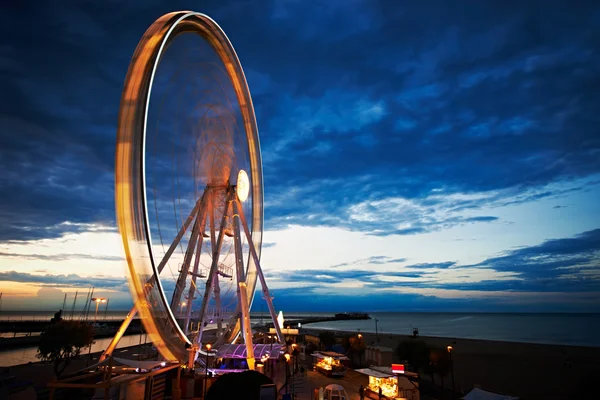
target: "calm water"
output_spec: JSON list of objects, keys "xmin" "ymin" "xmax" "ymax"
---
[
  {"xmin": 0, "ymin": 333, "xmax": 150, "ymax": 367},
  {"xmin": 2, "ymin": 312, "xmax": 599, "ymax": 367},
  {"xmin": 304, "ymin": 312, "xmax": 600, "ymax": 348}
]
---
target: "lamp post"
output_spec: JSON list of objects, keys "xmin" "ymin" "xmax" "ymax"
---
[
  {"xmin": 447, "ymin": 345, "xmax": 455, "ymax": 393},
  {"xmin": 375, "ymin": 318, "xmax": 379, "ymax": 342},
  {"xmin": 357, "ymin": 333, "xmax": 363, "ymax": 366},
  {"xmin": 284, "ymin": 352, "xmax": 290, "ymax": 394},
  {"xmin": 88, "ymin": 297, "xmax": 106, "ymax": 364},
  {"xmin": 92, "ymin": 297, "xmax": 107, "ymax": 325},
  {"xmin": 204, "ymin": 343, "xmax": 212, "ymax": 398}
]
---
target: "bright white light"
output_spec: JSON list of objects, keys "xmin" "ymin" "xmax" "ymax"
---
[{"xmin": 236, "ymin": 169, "xmax": 250, "ymax": 202}]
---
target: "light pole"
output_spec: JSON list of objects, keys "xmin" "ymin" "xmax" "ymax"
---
[
  {"xmin": 88, "ymin": 297, "xmax": 106, "ymax": 364},
  {"xmin": 375, "ymin": 318, "xmax": 379, "ymax": 342},
  {"xmin": 357, "ymin": 334, "xmax": 363, "ymax": 366},
  {"xmin": 103, "ymin": 299, "xmax": 110, "ymax": 321},
  {"xmin": 204, "ymin": 343, "xmax": 212, "ymax": 398},
  {"xmin": 447, "ymin": 345, "xmax": 455, "ymax": 393},
  {"xmin": 92, "ymin": 297, "xmax": 107, "ymax": 325},
  {"xmin": 284, "ymin": 352, "xmax": 290, "ymax": 394}
]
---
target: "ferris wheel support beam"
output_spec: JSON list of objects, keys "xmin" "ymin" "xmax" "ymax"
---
[
  {"xmin": 209, "ymin": 199, "xmax": 224, "ymax": 338},
  {"xmin": 195, "ymin": 190, "xmax": 232, "ymax": 347},
  {"xmin": 183, "ymin": 191, "xmax": 210, "ymax": 335},
  {"xmin": 232, "ymin": 197, "xmax": 255, "ymax": 370},
  {"xmin": 100, "ymin": 194, "xmax": 206, "ymax": 362},
  {"xmin": 170, "ymin": 198, "xmax": 205, "ymax": 312},
  {"xmin": 157, "ymin": 195, "xmax": 205, "ymax": 275},
  {"xmin": 235, "ymin": 197, "xmax": 284, "ymax": 344}
]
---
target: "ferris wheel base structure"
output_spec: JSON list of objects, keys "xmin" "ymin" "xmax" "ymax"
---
[{"xmin": 107, "ymin": 11, "xmax": 284, "ymax": 369}]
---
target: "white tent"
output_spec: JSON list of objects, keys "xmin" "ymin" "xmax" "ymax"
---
[
  {"xmin": 323, "ymin": 384, "xmax": 349, "ymax": 400},
  {"xmin": 462, "ymin": 387, "xmax": 519, "ymax": 400}
]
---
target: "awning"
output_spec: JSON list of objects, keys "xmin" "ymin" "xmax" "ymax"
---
[
  {"xmin": 216, "ymin": 343, "xmax": 282, "ymax": 359},
  {"xmin": 462, "ymin": 387, "xmax": 520, "ymax": 400},
  {"xmin": 310, "ymin": 352, "xmax": 349, "ymax": 360},
  {"xmin": 354, "ymin": 368, "xmax": 395, "ymax": 378},
  {"xmin": 112, "ymin": 357, "xmax": 173, "ymax": 370}
]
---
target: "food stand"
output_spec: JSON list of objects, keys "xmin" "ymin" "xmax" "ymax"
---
[
  {"xmin": 354, "ymin": 366, "xmax": 419, "ymax": 400},
  {"xmin": 311, "ymin": 351, "xmax": 349, "ymax": 377}
]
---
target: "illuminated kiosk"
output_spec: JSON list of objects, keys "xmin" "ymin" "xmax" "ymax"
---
[
  {"xmin": 354, "ymin": 365, "xmax": 420, "ymax": 400},
  {"xmin": 110, "ymin": 9, "xmax": 284, "ymax": 369},
  {"xmin": 311, "ymin": 351, "xmax": 349, "ymax": 377}
]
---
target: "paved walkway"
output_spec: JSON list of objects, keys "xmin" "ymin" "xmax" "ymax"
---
[{"xmin": 272, "ymin": 357, "xmax": 369, "ymax": 400}]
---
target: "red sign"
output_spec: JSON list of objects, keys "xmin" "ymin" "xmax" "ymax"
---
[{"xmin": 391, "ymin": 364, "xmax": 405, "ymax": 374}]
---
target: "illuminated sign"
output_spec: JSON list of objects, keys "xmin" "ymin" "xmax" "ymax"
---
[{"xmin": 391, "ymin": 364, "xmax": 405, "ymax": 374}]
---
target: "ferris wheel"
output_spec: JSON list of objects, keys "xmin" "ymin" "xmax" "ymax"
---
[{"xmin": 104, "ymin": 11, "xmax": 283, "ymax": 368}]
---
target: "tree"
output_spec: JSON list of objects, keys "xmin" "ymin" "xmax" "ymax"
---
[
  {"xmin": 395, "ymin": 339, "xmax": 430, "ymax": 374},
  {"xmin": 429, "ymin": 348, "xmax": 451, "ymax": 388},
  {"xmin": 37, "ymin": 320, "xmax": 94, "ymax": 378},
  {"xmin": 318, "ymin": 331, "xmax": 336, "ymax": 350},
  {"xmin": 348, "ymin": 335, "xmax": 366, "ymax": 367}
]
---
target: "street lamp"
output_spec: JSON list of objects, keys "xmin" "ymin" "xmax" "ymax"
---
[
  {"xmin": 91, "ymin": 298, "xmax": 107, "ymax": 325},
  {"xmin": 87, "ymin": 297, "xmax": 106, "ymax": 364},
  {"xmin": 375, "ymin": 318, "xmax": 379, "ymax": 342},
  {"xmin": 284, "ymin": 352, "xmax": 290, "ymax": 394},
  {"xmin": 447, "ymin": 345, "xmax": 455, "ymax": 393},
  {"xmin": 204, "ymin": 343, "xmax": 212, "ymax": 398}
]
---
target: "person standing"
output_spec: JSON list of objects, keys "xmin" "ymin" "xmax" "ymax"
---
[
  {"xmin": 379, "ymin": 386, "xmax": 383, "ymax": 399},
  {"xmin": 359, "ymin": 384, "xmax": 365, "ymax": 400}
]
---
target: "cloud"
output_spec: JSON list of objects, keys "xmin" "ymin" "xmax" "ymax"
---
[
  {"xmin": 1, "ymin": 1, "xmax": 600, "ymax": 312},
  {"xmin": 0, "ymin": 271, "xmax": 128, "ymax": 290},
  {"xmin": 0, "ymin": 252, "xmax": 123, "ymax": 262}
]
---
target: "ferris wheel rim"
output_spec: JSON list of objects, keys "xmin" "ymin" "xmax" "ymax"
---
[{"xmin": 115, "ymin": 11, "xmax": 263, "ymax": 361}]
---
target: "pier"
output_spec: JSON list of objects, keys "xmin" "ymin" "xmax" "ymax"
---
[{"xmin": 262, "ymin": 312, "xmax": 371, "ymax": 329}]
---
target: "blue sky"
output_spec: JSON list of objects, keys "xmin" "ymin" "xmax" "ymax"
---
[{"xmin": 0, "ymin": 0, "xmax": 599, "ymax": 312}]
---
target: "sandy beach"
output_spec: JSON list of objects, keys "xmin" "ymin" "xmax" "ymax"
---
[{"xmin": 305, "ymin": 328, "xmax": 599, "ymax": 399}]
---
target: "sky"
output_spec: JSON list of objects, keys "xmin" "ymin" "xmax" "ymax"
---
[{"xmin": 1, "ymin": 0, "xmax": 599, "ymax": 313}]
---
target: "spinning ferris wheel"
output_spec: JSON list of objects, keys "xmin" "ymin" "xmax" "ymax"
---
[{"xmin": 103, "ymin": 11, "xmax": 283, "ymax": 369}]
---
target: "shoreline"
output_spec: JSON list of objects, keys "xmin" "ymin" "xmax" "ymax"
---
[
  {"xmin": 302, "ymin": 324, "xmax": 600, "ymax": 350},
  {"xmin": 303, "ymin": 327, "xmax": 599, "ymax": 400}
]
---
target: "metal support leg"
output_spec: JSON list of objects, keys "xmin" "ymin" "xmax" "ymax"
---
[
  {"xmin": 232, "ymin": 198, "xmax": 255, "ymax": 370},
  {"xmin": 235, "ymin": 198, "xmax": 284, "ymax": 343},
  {"xmin": 195, "ymin": 192, "xmax": 232, "ymax": 346},
  {"xmin": 184, "ymin": 192, "xmax": 210, "ymax": 334}
]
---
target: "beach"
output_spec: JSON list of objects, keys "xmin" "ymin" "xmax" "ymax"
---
[
  {"xmin": 305, "ymin": 328, "xmax": 599, "ymax": 400},
  {"xmin": 2, "ymin": 328, "xmax": 599, "ymax": 400}
]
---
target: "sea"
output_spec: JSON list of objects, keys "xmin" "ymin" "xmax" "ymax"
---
[{"xmin": 1, "ymin": 311, "xmax": 599, "ymax": 367}]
